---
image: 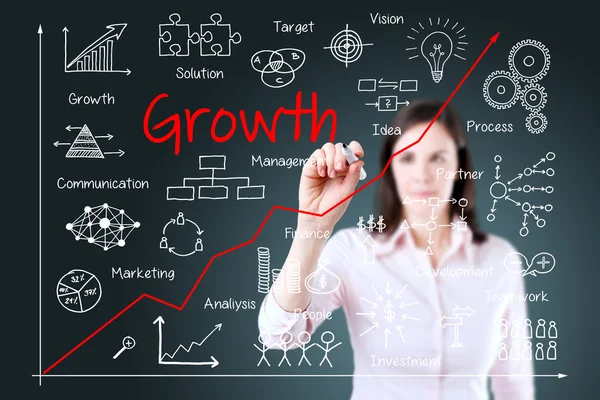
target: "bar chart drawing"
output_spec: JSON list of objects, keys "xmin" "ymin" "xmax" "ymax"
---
[{"xmin": 64, "ymin": 23, "xmax": 131, "ymax": 75}]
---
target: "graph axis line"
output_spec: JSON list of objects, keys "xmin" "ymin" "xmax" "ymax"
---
[{"xmin": 41, "ymin": 33, "xmax": 500, "ymax": 376}]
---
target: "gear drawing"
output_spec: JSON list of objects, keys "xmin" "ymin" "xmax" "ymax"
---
[
  {"xmin": 521, "ymin": 83, "xmax": 547, "ymax": 112},
  {"xmin": 525, "ymin": 112, "xmax": 547, "ymax": 134},
  {"xmin": 483, "ymin": 70, "xmax": 521, "ymax": 109},
  {"xmin": 508, "ymin": 39, "xmax": 550, "ymax": 83}
]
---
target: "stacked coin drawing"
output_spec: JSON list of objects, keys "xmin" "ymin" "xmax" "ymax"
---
[
  {"xmin": 272, "ymin": 269, "xmax": 283, "ymax": 294},
  {"xmin": 286, "ymin": 259, "xmax": 301, "ymax": 293},
  {"xmin": 257, "ymin": 247, "xmax": 271, "ymax": 294}
]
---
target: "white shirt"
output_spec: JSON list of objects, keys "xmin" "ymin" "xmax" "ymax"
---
[{"xmin": 258, "ymin": 216, "xmax": 535, "ymax": 399}]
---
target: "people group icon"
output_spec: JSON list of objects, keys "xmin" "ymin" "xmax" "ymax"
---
[
  {"xmin": 498, "ymin": 318, "xmax": 558, "ymax": 361},
  {"xmin": 159, "ymin": 212, "xmax": 204, "ymax": 256},
  {"xmin": 254, "ymin": 331, "xmax": 342, "ymax": 367},
  {"xmin": 498, "ymin": 340, "xmax": 557, "ymax": 361}
]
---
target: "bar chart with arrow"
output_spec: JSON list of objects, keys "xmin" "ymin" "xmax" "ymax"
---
[{"xmin": 64, "ymin": 23, "xmax": 131, "ymax": 75}]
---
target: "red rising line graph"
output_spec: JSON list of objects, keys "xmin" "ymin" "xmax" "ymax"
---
[{"xmin": 42, "ymin": 32, "xmax": 500, "ymax": 375}]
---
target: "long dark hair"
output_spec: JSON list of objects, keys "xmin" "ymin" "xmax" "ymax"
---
[{"xmin": 377, "ymin": 100, "xmax": 488, "ymax": 244}]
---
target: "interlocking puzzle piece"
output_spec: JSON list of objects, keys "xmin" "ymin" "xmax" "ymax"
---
[
  {"xmin": 159, "ymin": 13, "xmax": 201, "ymax": 56},
  {"xmin": 199, "ymin": 13, "xmax": 242, "ymax": 57}
]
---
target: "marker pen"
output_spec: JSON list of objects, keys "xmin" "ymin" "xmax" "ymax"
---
[{"xmin": 342, "ymin": 143, "xmax": 367, "ymax": 180}]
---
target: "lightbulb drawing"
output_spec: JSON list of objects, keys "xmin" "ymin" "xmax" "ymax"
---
[
  {"xmin": 421, "ymin": 32, "xmax": 452, "ymax": 83},
  {"xmin": 406, "ymin": 18, "xmax": 467, "ymax": 83}
]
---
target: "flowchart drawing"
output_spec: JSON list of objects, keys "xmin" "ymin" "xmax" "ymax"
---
[
  {"xmin": 154, "ymin": 316, "xmax": 221, "ymax": 367},
  {"xmin": 399, "ymin": 197, "xmax": 469, "ymax": 256},
  {"xmin": 66, "ymin": 203, "xmax": 140, "ymax": 250},
  {"xmin": 487, "ymin": 153, "xmax": 555, "ymax": 237},
  {"xmin": 56, "ymin": 269, "xmax": 102, "ymax": 313},
  {"xmin": 64, "ymin": 23, "xmax": 130, "ymax": 74},
  {"xmin": 166, "ymin": 155, "xmax": 265, "ymax": 200},
  {"xmin": 55, "ymin": 125, "xmax": 123, "ymax": 158}
]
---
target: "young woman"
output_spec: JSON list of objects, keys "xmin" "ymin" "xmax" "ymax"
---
[{"xmin": 258, "ymin": 100, "xmax": 534, "ymax": 400}]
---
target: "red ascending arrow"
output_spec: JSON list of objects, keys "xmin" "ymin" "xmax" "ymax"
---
[{"xmin": 42, "ymin": 32, "xmax": 501, "ymax": 375}]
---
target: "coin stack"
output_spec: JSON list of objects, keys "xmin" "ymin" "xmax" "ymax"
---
[
  {"xmin": 257, "ymin": 247, "xmax": 271, "ymax": 294},
  {"xmin": 272, "ymin": 269, "xmax": 284, "ymax": 294},
  {"xmin": 287, "ymin": 259, "xmax": 301, "ymax": 293}
]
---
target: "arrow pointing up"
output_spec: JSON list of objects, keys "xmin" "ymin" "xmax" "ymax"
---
[{"xmin": 66, "ymin": 24, "xmax": 127, "ymax": 69}]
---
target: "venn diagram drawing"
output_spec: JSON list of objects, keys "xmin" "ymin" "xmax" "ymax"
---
[
  {"xmin": 251, "ymin": 48, "xmax": 306, "ymax": 89},
  {"xmin": 504, "ymin": 251, "xmax": 555, "ymax": 277}
]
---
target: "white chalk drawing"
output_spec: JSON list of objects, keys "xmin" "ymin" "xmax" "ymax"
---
[
  {"xmin": 400, "ymin": 197, "xmax": 468, "ymax": 256},
  {"xmin": 166, "ymin": 155, "xmax": 265, "ymax": 200},
  {"xmin": 324, "ymin": 24, "xmax": 373, "ymax": 67},
  {"xmin": 305, "ymin": 258, "xmax": 341, "ymax": 295},
  {"xmin": 406, "ymin": 18, "xmax": 467, "ymax": 83},
  {"xmin": 499, "ymin": 319, "xmax": 558, "ymax": 361},
  {"xmin": 487, "ymin": 153, "xmax": 555, "ymax": 237},
  {"xmin": 255, "ymin": 331, "xmax": 341, "ymax": 367},
  {"xmin": 56, "ymin": 269, "xmax": 102, "ymax": 313},
  {"xmin": 257, "ymin": 247, "xmax": 270, "ymax": 294},
  {"xmin": 113, "ymin": 336, "xmax": 136, "ymax": 359},
  {"xmin": 357, "ymin": 282, "xmax": 420, "ymax": 348},
  {"xmin": 440, "ymin": 306, "xmax": 475, "ymax": 347},
  {"xmin": 159, "ymin": 212, "xmax": 204, "ymax": 257},
  {"xmin": 159, "ymin": 13, "xmax": 241, "ymax": 57},
  {"xmin": 365, "ymin": 96, "xmax": 410, "ymax": 112},
  {"xmin": 154, "ymin": 316, "xmax": 221, "ymax": 367},
  {"xmin": 483, "ymin": 39, "xmax": 550, "ymax": 134},
  {"xmin": 251, "ymin": 48, "xmax": 306, "ymax": 88},
  {"xmin": 64, "ymin": 23, "xmax": 130, "ymax": 74},
  {"xmin": 503, "ymin": 252, "xmax": 555, "ymax": 277},
  {"xmin": 66, "ymin": 203, "xmax": 140, "ymax": 250},
  {"xmin": 358, "ymin": 78, "xmax": 418, "ymax": 92},
  {"xmin": 55, "ymin": 124, "xmax": 124, "ymax": 158}
]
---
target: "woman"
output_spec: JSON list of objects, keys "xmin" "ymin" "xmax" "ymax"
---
[{"xmin": 257, "ymin": 100, "xmax": 534, "ymax": 400}]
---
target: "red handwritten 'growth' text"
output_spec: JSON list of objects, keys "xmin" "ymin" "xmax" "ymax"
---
[{"xmin": 143, "ymin": 91, "xmax": 337, "ymax": 155}]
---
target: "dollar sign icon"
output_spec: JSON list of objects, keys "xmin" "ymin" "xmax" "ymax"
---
[
  {"xmin": 367, "ymin": 215, "xmax": 375, "ymax": 232},
  {"xmin": 357, "ymin": 216, "xmax": 366, "ymax": 233},
  {"xmin": 384, "ymin": 299, "xmax": 396, "ymax": 323},
  {"xmin": 318, "ymin": 274, "xmax": 327, "ymax": 289},
  {"xmin": 377, "ymin": 216, "xmax": 386, "ymax": 233}
]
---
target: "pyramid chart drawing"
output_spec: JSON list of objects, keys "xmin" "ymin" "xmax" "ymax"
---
[{"xmin": 65, "ymin": 125, "xmax": 104, "ymax": 158}]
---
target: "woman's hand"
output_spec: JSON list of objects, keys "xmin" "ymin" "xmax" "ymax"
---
[{"xmin": 297, "ymin": 141, "xmax": 365, "ymax": 230}]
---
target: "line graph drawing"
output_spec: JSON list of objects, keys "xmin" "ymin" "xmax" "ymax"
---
[
  {"xmin": 41, "ymin": 33, "xmax": 500, "ymax": 376},
  {"xmin": 64, "ymin": 23, "xmax": 131, "ymax": 75},
  {"xmin": 154, "ymin": 316, "xmax": 221, "ymax": 367}
]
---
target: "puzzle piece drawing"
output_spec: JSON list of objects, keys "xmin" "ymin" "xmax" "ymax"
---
[
  {"xmin": 159, "ymin": 13, "xmax": 201, "ymax": 56},
  {"xmin": 200, "ymin": 13, "xmax": 242, "ymax": 56}
]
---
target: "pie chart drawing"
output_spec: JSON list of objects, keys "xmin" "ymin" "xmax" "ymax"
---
[{"xmin": 56, "ymin": 269, "xmax": 102, "ymax": 313}]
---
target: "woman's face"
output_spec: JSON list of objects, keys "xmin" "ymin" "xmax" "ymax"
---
[{"xmin": 391, "ymin": 121, "xmax": 459, "ymax": 219}]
